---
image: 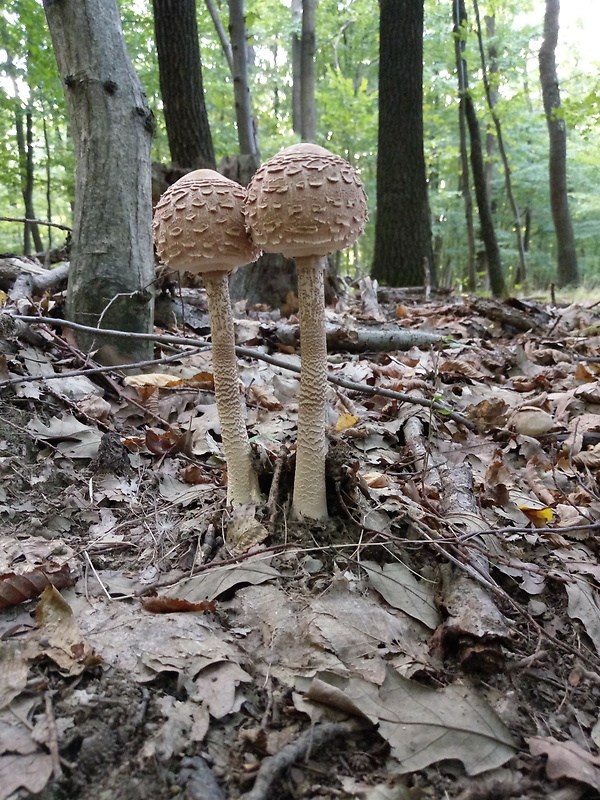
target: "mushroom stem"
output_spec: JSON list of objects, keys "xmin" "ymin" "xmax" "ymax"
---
[
  {"xmin": 202, "ymin": 271, "xmax": 260, "ymax": 507},
  {"xmin": 292, "ymin": 255, "xmax": 328, "ymax": 520}
]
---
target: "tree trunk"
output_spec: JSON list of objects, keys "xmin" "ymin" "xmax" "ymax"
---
[
  {"xmin": 10, "ymin": 63, "xmax": 43, "ymax": 256},
  {"xmin": 44, "ymin": 0, "xmax": 155, "ymax": 364},
  {"xmin": 371, "ymin": 0, "xmax": 433, "ymax": 287},
  {"xmin": 291, "ymin": 0, "xmax": 302, "ymax": 134},
  {"xmin": 300, "ymin": 0, "xmax": 317, "ymax": 142},
  {"xmin": 204, "ymin": 0, "xmax": 234, "ymax": 73},
  {"xmin": 538, "ymin": 0, "xmax": 579, "ymax": 288},
  {"xmin": 453, "ymin": 0, "xmax": 505, "ymax": 298},
  {"xmin": 484, "ymin": 14, "xmax": 497, "ymax": 206},
  {"xmin": 153, "ymin": 0, "xmax": 215, "ymax": 171},
  {"xmin": 453, "ymin": 12, "xmax": 476, "ymax": 291},
  {"xmin": 43, "ymin": 116, "xmax": 53, "ymax": 252},
  {"xmin": 474, "ymin": 0, "xmax": 527, "ymax": 286},
  {"xmin": 229, "ymin": 0, "xmax": 260, "ymax": 181}
]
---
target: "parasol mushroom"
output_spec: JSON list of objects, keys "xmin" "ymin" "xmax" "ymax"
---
[
  {"xmin": 153, "ymin": 169, "xmax": 261, "ymax": 507},
  {"xmin": 245, "ymin": 144, "xmax": 367, "ymax": 520}
]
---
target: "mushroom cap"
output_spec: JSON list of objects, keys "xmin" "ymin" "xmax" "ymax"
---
[
  {"xmin": 244, "ymin": 144, "xmax": 368, "ymax": 258},
  {"xmin": 153, "ymin": 169, "xmax": 261, "ymax": 274}
]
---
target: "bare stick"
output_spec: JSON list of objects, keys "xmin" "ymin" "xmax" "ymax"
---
[
  {"xmin": 0, "ymin": 215, "xmax": 72, "ymax": 232},
  {"xmin": 0, "ymin": 347, "xmax": 207, "ymax": 389},
  {"xmin": 241, "ymin": 721, "xmax": 364, "ymax": 800},
  {"xmin": 12, "ymin": 315, "xmax": 474, "ymax": 429}
]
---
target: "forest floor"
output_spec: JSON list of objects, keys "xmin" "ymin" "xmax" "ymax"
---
[{"xmin": 1, "ymin": 280, "xmax": 600, "ymax": 800}]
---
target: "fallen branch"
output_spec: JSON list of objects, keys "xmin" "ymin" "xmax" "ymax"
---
[
  {"xmin": 11, "ymin": 315, "xmax": 475, "ymax": 429},
  {"xmin": 240, "ymin": 721, "xmax": 364, "ymax": 800},
  {"xmin": 0, "ymin": 215, "xmax": 72, "ymax": 232},
  {"xmin": 266, "ymin": 320, "xmax": 444, "ymax": 352},
  {"xmin": 0, "ymin": 345, "xmax": 207, "ymax": 389}
]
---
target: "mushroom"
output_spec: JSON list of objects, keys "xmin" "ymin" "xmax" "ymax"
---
[
  {"xmin": 153, "ymin": 169, "xmax": 261, "ymax": 507},
  {"xmin": 245, "ymin": 144, "xmax": 367, "ymax": 520}
]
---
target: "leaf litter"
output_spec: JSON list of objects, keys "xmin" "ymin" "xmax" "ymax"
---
[{"xmin": 1, "ymin": 292, "xmax": 600, "ymax": 798}]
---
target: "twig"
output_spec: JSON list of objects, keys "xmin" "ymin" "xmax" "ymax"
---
[
  {"xmin": 83, "ymin": 551, "xmax": 112, "ymax": 600},
  {"xmin": 240, "ymin": 721, "xmax": 365, "ymax": 800},
  {"xmin": 0, "ymin": 215, "xmax": 72, "ymax": 232},
  {"xmin": 13, "ymin": 315, "xmax": 475, "ymax": 429},
  {"xmin": 0, "ymin": 346, "xmax": 208, "ymax": 390}
]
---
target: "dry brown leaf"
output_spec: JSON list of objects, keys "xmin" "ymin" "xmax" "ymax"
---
[
  {"xmin": 140, "ymin": 597, "xmax": 216, "ymax": 614},
  {"xmin": 179, "ymin": 464, "xmax": 214, "ymax": 485},
  {"xmin": 0, "ymin": 563, "xmax": 76, "ymax": 609},
  {"xmin": 249, "ymin": 383, "xmax": 283, "ymax": 410},
  {"xmin": 361, "ymin": 471, "xmax": 390, "ymax": 489},
  {"xmin": 527, "ymin": 735, "xmax": 600, "ymax": 791},
  {"xmin": 27, "ymin": 586, "xmax": 102, "ymax": 675}
]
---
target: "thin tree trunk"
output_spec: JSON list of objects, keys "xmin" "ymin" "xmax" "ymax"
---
[
  {"xmin": 453, "ymin": 0, "xmax": 505, "ymax": 298},
  {"xmin": 538, "ymin": 0, "xmax": 578, "ymax": 287},
  {"xmin": 24, "ymin": 112, "xmax": 44, "ymax": 254},
  {"xmin": 291, "ymin": 0, "xmax": 302, "ymax": 134},
  {"xmin": 153, "ymin": 0, "xmax": 215, "ymax": 171},
  {"xmin": 11, "ymin": 70, "xmax": 43, "ymax": 256},
  {"xmin": 44, "ymin": 0, "xmax": 155, "ymax": 364},
  {"xmin": 229, "ymin": 0, "xmax": 260, "ymax": 182},
  {"xmin": 483, "ymin": 14, "xmax": 497, "ymax": 206},
  {"xmin": 453, "ymin": 10, "xmax": 476, "ymax": 291},
  {"xmin": 474, "ymin": 0, "xmax": 527, "ymax": 286},
  {"xmin": 300, "ymin": 0, "xmax": 317, "ymax": 142},
  {"xmin": 43, "ymin": 116, "xmax": 53, "ymax": 252},
  {"xmin": 204, "ymin": 0, "xmax": 234, "ymax": 73}
]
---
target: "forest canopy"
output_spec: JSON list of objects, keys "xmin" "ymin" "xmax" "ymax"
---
[{"xmin": 0, "ymin": 0, "xmax": 599, "ymax": 290}]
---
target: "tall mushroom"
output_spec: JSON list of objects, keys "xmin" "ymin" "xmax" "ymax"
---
[
  {"xmin": 245, "ymin": 144, "xmax": 367, "ymax": 520},
  {"xmin": 153, "ymin": 169, "xmax": 261, "ymax": 507}
]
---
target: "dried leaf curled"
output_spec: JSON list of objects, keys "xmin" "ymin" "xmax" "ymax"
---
[
  {"xmin": 141, "ymin": 596, "xmax": 217, "ymax": 614},
  {"xmin": 0, "ymin": 563, "xmax": 76, "ymax": 609}
]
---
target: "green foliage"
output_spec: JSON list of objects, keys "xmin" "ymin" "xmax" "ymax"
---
[{"xmin": 0, "ymin": 0, "xmax": 598, "ymax": 288}]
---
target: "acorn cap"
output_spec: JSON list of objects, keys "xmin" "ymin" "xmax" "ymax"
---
[
  {"xmin": 153, "ymin": 169, "xmax": 260, "ymax": 274},
  {"xmin": 245, "ymin": 143, "xmax": 368, "ymax": 258}
]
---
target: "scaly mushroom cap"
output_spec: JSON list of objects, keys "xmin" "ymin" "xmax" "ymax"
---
[
  {"xmin": 153, "ymin": 169, "xmax": 260, "ymax": 273},
  {"xmin": 244, "ymin": 143, "xmax": 368, "ymax": 258}
]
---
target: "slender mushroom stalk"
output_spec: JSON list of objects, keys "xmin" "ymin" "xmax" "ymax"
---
[
  {"xmin": 153, "ymin": 170, "xmax": 261, "ymax": 507},
  {"xmin": 245, "ymin": 144, "xmax": 368, "ymax": 520}
]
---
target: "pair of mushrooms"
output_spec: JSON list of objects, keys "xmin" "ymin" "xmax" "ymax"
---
[{"xmin": 153, "ymin": 143, "xmax": 367, "ymax": 520}]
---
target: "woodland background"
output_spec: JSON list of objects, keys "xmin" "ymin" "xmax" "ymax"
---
[{"xmin": 0, "ymin": 0, "xmax": 599, "ymax": 293}]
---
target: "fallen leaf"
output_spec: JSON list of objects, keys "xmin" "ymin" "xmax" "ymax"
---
[
  {"xmin": 362, "ymin": 560, "xmax": 440, "ymax": 630},
  {"xmin": 26, "ymin": 585, "xmax": 102, "ymax": 675},
  {"xmin": 141, "ymin": 597, "xmax": 216, "ymax": 614},
  {"xmin": 336, "ymin": 412, "xmax": 359, "ymax": 432},
  {"xmin": 0, "ymin": 563, "xmax": 76, "ymax": 609},
  {"xmin": 170, "ymin": 555, "xmax": 280, "ymax": 603},
  {"xmin": 317, "ymin": 668, "xmax": 517, "ymax": 775},
  {"xmin": 527, "ymin": 735, "xmax": 600, "ymax": 791}
]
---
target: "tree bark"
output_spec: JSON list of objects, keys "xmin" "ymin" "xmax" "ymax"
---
[
  {"xmin": 371, "ymin": 0, "xmax": 433, "ymax": 287},
  {"xmin": 204, "ymin": 0, "xmax": 234, "ymax": 73},
  {"xmin": 44, "ymin": 0, "xmax": 155, "ymax": 364},
  {"xmin": 229, "ymin": 0, "xmax": 260, "ymax": 181},
  {"xmin": 538, "ymin": 0, "xmax": 579, "ymax": 288},
  {"xmin": 453, "ymin": 13, "xmax": 476, "ymax": 291},
  {"xmin": 153, "ymin": 0, "xmax": 215, "ymax": 171},
  {"xmin": 474, "ymin": 1, "xmax": 527, "ymax": 286},
  {"xmin": 453, "ymin": 0, "xmax": 505, "ymax": 298},
  {"xmin": 299, "ymin": 0, "xmax": 317, "ymax": 142},
  {"xmin": 291, "ymin": 0, "xmax": 302, "ymax": 134}
]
